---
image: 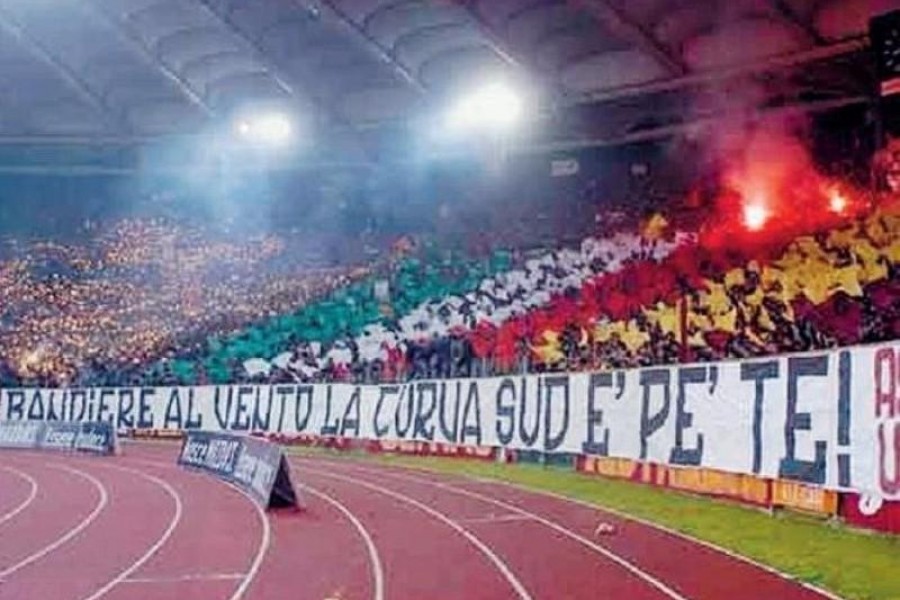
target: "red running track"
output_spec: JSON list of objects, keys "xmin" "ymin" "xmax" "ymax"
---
[{"xmin": 0, "ymin": 442, "xmax": 839, "ymax": 600}]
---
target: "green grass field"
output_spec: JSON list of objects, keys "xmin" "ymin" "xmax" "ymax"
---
[{"xmin": 295, "ymin": 449, "xmax": 900, "ymax": 600}]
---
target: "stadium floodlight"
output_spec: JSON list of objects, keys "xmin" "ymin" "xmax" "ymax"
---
[
  {"xmin": 234, "ymin": 112, "xmax": 294, "ymax": 146},
  {"xmin": 445, "ymin": 82, "xmax": 525, "ymax": 133}
]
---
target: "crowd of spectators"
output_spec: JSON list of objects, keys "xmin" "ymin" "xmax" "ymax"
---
[
  {"xmin": 1, "ymin": 181, "xmax": 897, "ymax": 389},
  {"xmin": 230, "ymin": 229, "xmax": 689, "ymax": 384},
  {"xmin": 229, "ymin": 202, "xmax": 899, "ymax": 385},
  {"xmin": 0, "ymin": 217, "xmax": 373, "ymax": 387}
]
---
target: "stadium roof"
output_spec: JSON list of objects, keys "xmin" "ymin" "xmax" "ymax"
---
[{"xmin": 0, "ymin": 0, "xmax": 890, "ymax": 163}]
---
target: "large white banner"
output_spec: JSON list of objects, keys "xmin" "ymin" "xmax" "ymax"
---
[{"xmin": 2, "ymin": 342, "xmax": 898, "ymax": 499}]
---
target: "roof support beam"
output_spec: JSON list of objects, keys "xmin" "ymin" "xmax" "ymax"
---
[
  {"xmin": 0, "ymin": 159, "xmax": 373, "ymax": 176},
  {"xmin": 190, "ymin": 0, "xmax": 298, "ymax": 102},
  {"xmin": 82, "ymin": 0, "xmax": 214, "ymax": 118},
  {"xmin": 767, "ymin": 0, "xmax": 871, "ymax": 94},
  {"xmin": 521, "ymin": 95, "xmax": 869, "ymax": 154},
  {"xmin": 0, "ymin": 5, "xmax": 127, "ymax": 133},
  {"xmin": 0, "ymin": 135, "xmax": 151, "ymax": 145},
  {"xmin": 454, "ymin": 1, "xmax": 581, "ymax": 106},
  {"xmin": 573, "ymin": 37, "xmax": 867, "ymax": 105},
  {"xmin": 357, "ymin": 0, "xmax": 493, "ymax": 66},
  {"xmin": 573, "ymin": 0, "xmax": 687, "ymax": 76},
  {"xmin": 189, "ymin": 0, "xmax": 365, "ymax": 135},
  {"xmin": 0, "ymin": 93, "xmax": 868, "ymax": 165},
  {"xmin": 193, "ymin": 0, "xmax": 376, "ymax": 158},
  {"xmin": 303, "ymin": 0, "xmax": 427, "ymax": 94},
  {"xmin": 769, "ymin": 0, "xmax": 827, "ymax": 44},
  {"xmin": 456, "ymin": 0, "xmax": 523, "ymax": 70}
]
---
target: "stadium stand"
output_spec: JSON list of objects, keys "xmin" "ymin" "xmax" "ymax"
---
[
  {"xmin": 3, "ymin": 190, "xmax": 894, "ymax": 389},
  {"xmin": 0, "ymin": 217, "xmax": 369, "ymax": 387}
]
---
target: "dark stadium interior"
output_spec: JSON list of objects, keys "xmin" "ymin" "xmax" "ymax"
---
[
  {"xmin": 0, "ymin": 0, "xmax": 897, "ymax": 390},
  {"xmin": 1, "ymin": 2, "xmax": 900, "ymax": 598}
]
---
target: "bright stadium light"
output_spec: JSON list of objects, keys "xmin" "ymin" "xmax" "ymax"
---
[
  {"xmin": 234, "ymin": 112, "xmax": 294, "ymax": 146},
  {"xmin": 445, "ymin": 82, "xmax": 525, "ymax": 133}
]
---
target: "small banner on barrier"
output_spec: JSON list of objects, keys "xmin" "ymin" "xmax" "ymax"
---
[
  {"xmin": 0, "ymin": 421, "xmax": 44, "ymax": 448},
  {"xmin": 0, "ymin": 420, "xmax": 118, "ymax": 454},
  {"xmin": 772, "ymin": 480, "xmax": 839, "ymax": 516},
  {"xmin": 72, "ymin": 422, "xmax": 119, "ymax": 454},
  {"xmin": 178, "ymin": 431, "xmax": 301, "ymax": 510}
]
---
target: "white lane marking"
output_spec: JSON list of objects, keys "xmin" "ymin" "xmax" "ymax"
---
[
  {"xmin": 492, "ymin": 479, "xmax": 845, "ymax": 600},
  {"xmin": 296, "ymin": 466, "xmax": 534, "ymax": 600},
  {"xmin": 122, "ymin": 572, "xmax": 246, "ymax": 584},
  {"xmin": 322, "ymin": 461, "xmax": 689, "ymax": 600},
  {"xmin": 0, "ymin": 464, "xmax": 108, "ymax": 579},
  {"xmin": 198, "ymin": 480, "xmax": 270, "ymax": 600},
  {"xmin": 124, "ymin": 457, "xmax": 272, "ymax": 600},
  {"xmin": 306, "ymin": 456, "xmax": 841, "ymax": 600},
  {"xmin": 79, "ymin": 465, "xmax": 183, "ymax": 600},
  {"xmin": 478, "ymin": 479, "xmax": 845, "ymax": 600},
  {"xmin": 455, "ymin": 514, "xmax": 535, "ymax": 524},
  {"xmin": 299, "ymin": 482, "xmax": 385, "ymax": 600},
  {"xmin": 0, "ymin": 466, "xmax": 39, "ymax": 527}
]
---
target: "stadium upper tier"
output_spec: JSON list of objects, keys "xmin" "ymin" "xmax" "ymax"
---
[{"xmin": 1, "ymin": 193, "xmax": 895, "ymax": 389}]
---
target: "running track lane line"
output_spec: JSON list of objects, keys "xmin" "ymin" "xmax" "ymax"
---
[
  {"xmin": 470, "ymin": 476, "xmax": 842, "ymax": 600},
  {"xmin": 0, "ymin": 464, "xmax": 108, "ymax": 579},
  {"xmin": 77, "ymin": 464, "xmax": 184, "ymax": 600},
  {"xmin": 308, "ymin": 456, "xmax": 840, "ymax": 600},
  {"xmin": 126, "ymin": 445, "xmax": 838, "ymax": 600},
  {"xmin": 0, "ymin": 466, "xmax": 38, "ymax": 527},
  {"xmin": 295, "ymin": 465, "xmax": 534, "ymax": 600},
  {"xmin": 300, "ymin": 460, "xmax": 689, "ymax": 600},
  {"xmin": 299, "ymin": 484, "xmax": 385, "ymax": 600},
  {"xmin": 125, "ymin": 457, "xmax": 272, "ymax": 600},
  {"xmin": 122, "ymin": 573, "xmax": 247, "ymax": 584}
]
